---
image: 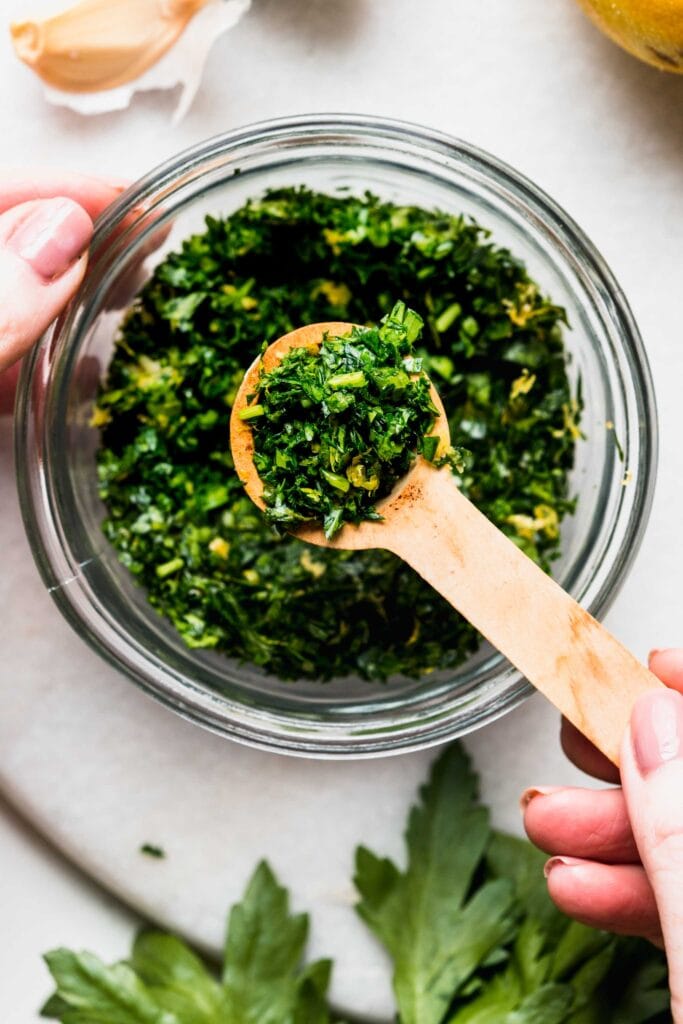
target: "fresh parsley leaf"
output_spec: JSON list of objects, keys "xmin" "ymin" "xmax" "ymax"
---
[
  {"xmin": 446, "ymin": 973, "xmax": 573, "ymax": 1024},
  {"xmin": 41, "ymin": 949, "xmax": 179, "ymax": 1023},
  {"xmin": 505, "ymin": 986, "xmax": 575, "ymax": 1024},
  {"xmin": 42, "ymin": 862, "xmax": 331, "ymax": 1024},
  {"xmin": 486, "ymin": 832, "xmax": 563, "ymax": 937},
  {"xmin": 222, "ymin": 861, "xmax": 331, "ymax": 1024},
  {"xmin": 130, "ymin": 933, "xmax": 226, "ymax": 1023},
  {"xmin": 354, "ymin": 744, "xmax": 517, "ymax": 1024},
  {"xmin": 563, "ymin": 939, "xmax": 670, "ymax": 1024}
]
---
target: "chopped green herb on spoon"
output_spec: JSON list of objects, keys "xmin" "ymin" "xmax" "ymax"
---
[{"xmin": 242, "ymin": 302, "xmax": 465, "ymax": 538}]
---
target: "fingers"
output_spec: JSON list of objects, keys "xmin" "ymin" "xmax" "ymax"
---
[
  {"xmin": 0, "ymin": 172, "xmax": 165, "ymax": 382},
  {"xmin": 523, "ymin": 786, "xmax": 638, "ymax": 863},
  {"xmin": 524, "ymin": 786, "xmax": 663, "ymax": 943},
  {"xmin": 0, "ymin": 198, "xmax": 93, "ymax": 372},
  {"xmin": 526, "ymin": 649, "xmax": 683, "ymax": 969},
  {"xmin": 649, "ymin": 648, "xmax": 683, "ymax": 692},
  {"xmin": 0, "ymin": 170, "xmax": 126, "ymax": 221},
  {"xmin": 621, "ymin": 688, "xmax": 683, "ymax": 1018},
  {"xmin": 0, "ymin": 174, "xmax": 134, "ymax": 381},
  {"xmin": 560, "ymin": 649, "xmax": 683, "ymax": 783},
  {"xmin": 544, "ymin": 857, "xmax": 662, "ymax": 944},
  {"xmin": 560, "ymin": 717, "xmax": 620, "ymax": 782}
]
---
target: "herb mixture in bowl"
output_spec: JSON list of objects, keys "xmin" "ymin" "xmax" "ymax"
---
[{"xmin": 95, "ymin": 187, "xmax": 577, "ymax": 683}]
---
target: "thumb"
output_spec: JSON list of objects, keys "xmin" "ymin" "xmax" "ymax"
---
[
  {"xmin": 0, "ymin": 197, "xmax": 93, "ymax": 372},
  {"xmin": 622, "ymin": 688, "xmax": 683, "ymax": 1019}
]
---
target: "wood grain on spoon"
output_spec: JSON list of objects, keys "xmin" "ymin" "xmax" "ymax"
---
[{"xmin": 231, "ymin": 322, "xmax": 664, "ymax": 764}]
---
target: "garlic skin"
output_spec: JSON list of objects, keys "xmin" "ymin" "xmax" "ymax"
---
[{"xmin": 11, "ymin": 0, "xmax": 212, "ymax": 93}]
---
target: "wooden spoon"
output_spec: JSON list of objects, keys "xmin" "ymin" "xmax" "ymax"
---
[{"xmin": 230, "ymin": 323, "xmax": 663, "ymax": 764}]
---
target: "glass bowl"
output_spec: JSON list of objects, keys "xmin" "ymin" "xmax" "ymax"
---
[{"xmin": 15, "ymin": 115, "xmax": 657, "ymax": 757}]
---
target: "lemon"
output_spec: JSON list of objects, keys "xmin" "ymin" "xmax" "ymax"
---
[{"xmin": 576, "ymin": 0, "xmax": 683, "ymax": 72}]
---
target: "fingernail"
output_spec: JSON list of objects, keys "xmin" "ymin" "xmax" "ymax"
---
[
  {"xmin": 544, "ymin": 856, "xmax": 586, "ymax": 879},
  {"xmin": 648, "ymin": 649, "xmax": 662, "ymax": 665},
  {"xmin": 520, "ymin": 786, "xmax": 562, "ymax": 812},
  {"xmin": 632, "ymin": 689, "xmax": 683, "ymax": 777},
  {"xmin": 7, "ymin": 198, "xmax": 92, "ymax": 280}
]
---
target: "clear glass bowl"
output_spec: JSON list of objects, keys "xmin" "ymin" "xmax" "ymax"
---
[{"xmin": 15, "ymin": 115, "xmax": 657, "ymax": 757}]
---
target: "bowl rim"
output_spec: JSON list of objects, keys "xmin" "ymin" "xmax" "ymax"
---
[{"xmin": 15, "ymin": 113, "xmax": 659, "ymax": 758}]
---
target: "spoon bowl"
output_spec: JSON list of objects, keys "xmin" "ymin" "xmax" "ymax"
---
[{"xmin": 230, "ymin": 321, "xmax": 452, "ymax": 551}]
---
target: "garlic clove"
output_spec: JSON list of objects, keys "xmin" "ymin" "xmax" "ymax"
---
[{"xmin": 11, "ymin": 0, "xmax": 212, "ymax": 94}]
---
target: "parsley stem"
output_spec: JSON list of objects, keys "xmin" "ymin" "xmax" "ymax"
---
[
  {"xmin": 239, "ymin": 404, "xmax": 265, "ymax": 421},
  {"xmin": 327, "ymin": 371, "xmax": 367, "ymax": 390},
  {"xmin": 156, "ymin": 557, "xmax": 184, "ymax": 578}
]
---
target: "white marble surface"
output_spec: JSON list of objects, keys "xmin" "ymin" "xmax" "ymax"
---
[{"xmin": 1, "ymin": 0, "xmax": 683, "ymax": 1021}]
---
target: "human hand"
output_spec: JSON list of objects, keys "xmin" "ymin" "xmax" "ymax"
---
[
  {"xmin": 523, "ymin": 648, "xmax": 683, "ymax": 1017},
  {"xmin": 0, "ymin": 171, "xmax": 125, "ymax": 411}
]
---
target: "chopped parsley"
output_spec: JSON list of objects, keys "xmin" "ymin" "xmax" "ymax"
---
[
  {"xmin": 245, "ymin": 302, "xmax": 462, "ymax": 538},
  {"xmin": 140, "ymin": 843, "xmax": 165, "ymax": 859},
  {"xmin": 95, "ymin": 188, "xmax": 578, "ymax": 682}
]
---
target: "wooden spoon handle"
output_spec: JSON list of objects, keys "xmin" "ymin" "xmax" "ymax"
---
[{"xmin": 387, "ymin": 464, "xmax": 663, "ymax": 764}]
